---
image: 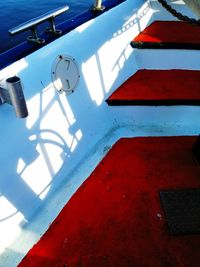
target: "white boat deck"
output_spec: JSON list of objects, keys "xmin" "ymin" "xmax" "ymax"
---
[{"xmin": 0, "ymin": 0, "xmax": 200, "ymax": 266}]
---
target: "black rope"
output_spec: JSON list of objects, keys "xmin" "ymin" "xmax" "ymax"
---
[{"xmin": 157, "ymin": 0, "xmax": 200, "ymax": 26}]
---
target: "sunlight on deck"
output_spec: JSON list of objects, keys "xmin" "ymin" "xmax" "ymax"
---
[
  {"xmin": 82, "ymin": 1, "xmax": 151, "ymax": 105},
  {"xmin": 0, "ymin": 195, "xmax": 25, "ymax": 254},
  {"xmin": 76, "ymin": 19, "xmax": 94, "ymax": 33},
  {"xmin": 82, "ymin": 54, "xmax": 104, "ymax": 105},
  {"xmin": 22, "ymin": 82, "xmax": 83, "ymax": 199},
  {"xmin": 0, "ymin": 0, "xmax": 153, "ymax": 264}
]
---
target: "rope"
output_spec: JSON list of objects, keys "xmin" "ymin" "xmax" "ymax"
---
[{"xmin": 157, "ymin": 0, "xmax": 200, "ymax": 26}]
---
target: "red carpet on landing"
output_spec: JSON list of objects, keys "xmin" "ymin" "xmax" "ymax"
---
[
  {"xmin": 19, "ymin": 136, "xmax": 200, "ymax": 267},
  {"xmin": 106, "ymin": 69, "xmax": 200, "ymax": 105},
  {"xmin": 131, "ymin": 21, "xmax": 200, "ymax": 49}
]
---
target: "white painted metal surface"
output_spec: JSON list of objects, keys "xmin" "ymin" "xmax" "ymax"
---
[{"xmin": 0, "ymin": 0, "xmax": 199, "ymax": 266}]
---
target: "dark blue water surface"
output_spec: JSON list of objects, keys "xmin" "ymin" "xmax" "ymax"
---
[{"xmin": 0, "ymin": 0, "xmax": 93, "ymax": 53}]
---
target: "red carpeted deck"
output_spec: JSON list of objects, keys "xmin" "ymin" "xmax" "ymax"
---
[
  {"xmin": 131, "ymin": 21, "xmax": 200, "ymax": 49},
  {"xmin": 19, "ymin": 136, "xmax": 200, "ymax": 267},
  {"xmin": 106, "ymin": 69, "xmax": 200, "ymax": 105}
]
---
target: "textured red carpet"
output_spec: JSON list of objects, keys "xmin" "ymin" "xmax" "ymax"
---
[
  {"xmin": 131, "ymin": 21, "xmax": 200, "ymax": 49},
  {"xmin": 106, "ymin": 69, "xmax": 200, "ymax": 105},
  {"xmin": 19, "ymin": 136, "xmax": 200, "ymax": 267}
]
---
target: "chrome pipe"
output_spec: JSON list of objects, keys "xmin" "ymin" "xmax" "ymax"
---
[
  {"xmin": 9, "ymin": 5, "xmax": 69, "ymax": 35},
  {"xmin": 6, "ymin": 77, "xmax": 28, "ymax": 118}
]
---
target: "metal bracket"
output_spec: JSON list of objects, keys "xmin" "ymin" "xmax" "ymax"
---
[
  {"xmin": 0, "ymin": 77, "xmax": 28, "ymax": 118},
  {"xmin": 27, "ymin": 27, "xmax": 45, "ymax": 44},
  {"xmin": 0, "ymin": 87, "xmax": 11, "ymax": 105},
  {"xmin": 45, "ymin": 18, "xmax": 62, "ymax": 36}
]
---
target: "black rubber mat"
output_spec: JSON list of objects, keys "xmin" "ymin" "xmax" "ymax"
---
[{"xmin": 160, "ymin": 189, "xmax": 200, "ymax": 235}]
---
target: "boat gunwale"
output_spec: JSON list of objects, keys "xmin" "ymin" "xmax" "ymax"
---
[{"xmin": 0, "ymin": 0, "xmax": 126, "ymax": 71}]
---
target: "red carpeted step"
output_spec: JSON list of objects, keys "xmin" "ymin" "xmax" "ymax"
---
[
  {"xmin": 131, "ymin": 21, "xmax": 200, "ymax": 49},
  {"xmin": 106, "ymin": 69, "xmax": 200, "ymax": 105},
  {"xmin": 19, "ymin": 136, "xmax": 200, "ymax": 267},
  {"xmin": 193, "ymin": 135, "xmax": 200, "ymax": 164}
]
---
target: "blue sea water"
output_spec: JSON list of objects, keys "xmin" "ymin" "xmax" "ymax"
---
[{"xmin": 0, "ymin": 0, "xmax": 93, "ymax": 53}]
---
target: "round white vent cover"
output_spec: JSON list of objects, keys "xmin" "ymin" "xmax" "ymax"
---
[{"xmin": 52, "ymin": 55, "xmax": 80, "ymax": 94}]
